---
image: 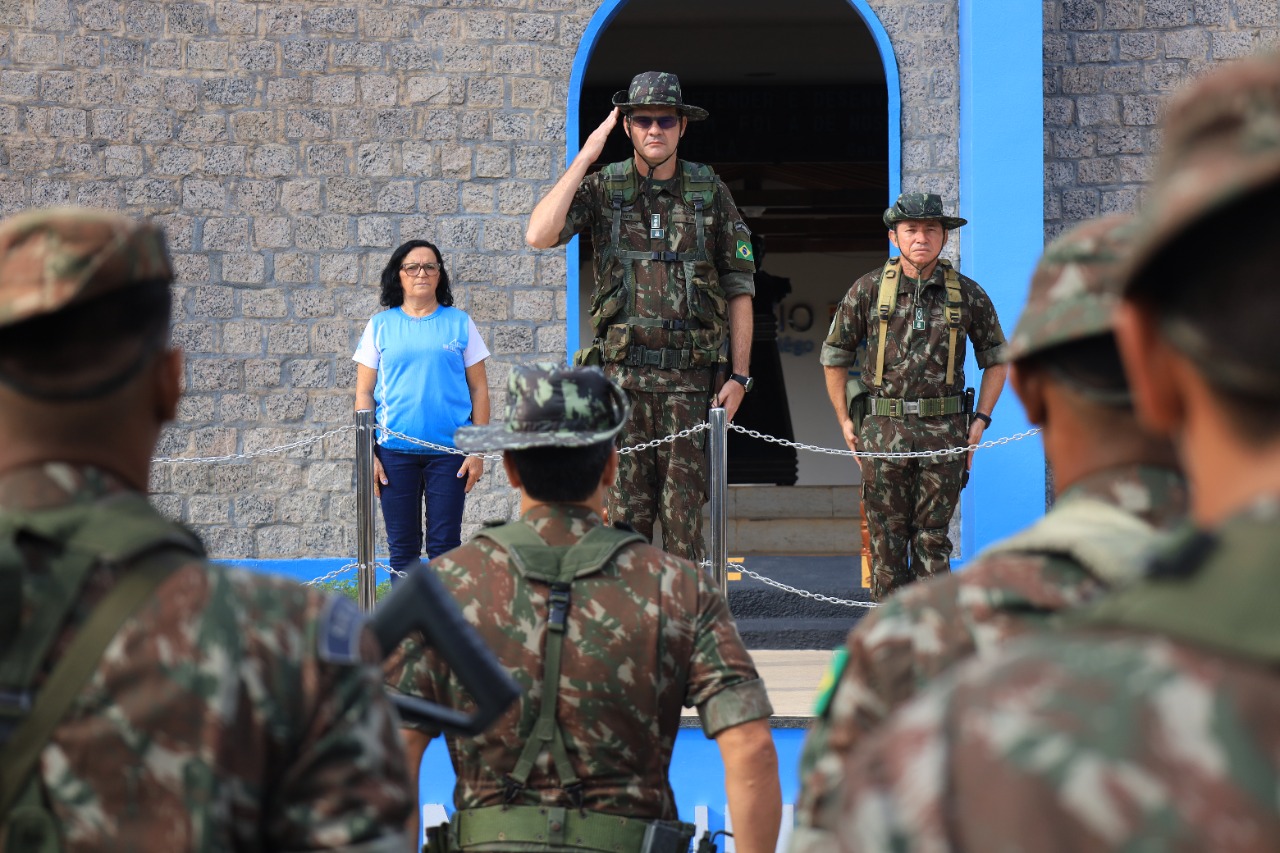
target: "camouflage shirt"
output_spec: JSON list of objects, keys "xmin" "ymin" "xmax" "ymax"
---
[
  {"xmin": 790, "ymin": 464, "xmax": 1187, "ymax": 853},
  {"xmin": 384, "ymin": 503, "xmax": 772, "ymax": 819},
  {"xmin": 556, "ymin": 160, "xmax": 756, "ymax": 393},
  {"xmin": 820, "ymin": 261, "xmax": 1006, "ymax": 462},
  {"xmin": 837, "ymin": 496, "xmax": 1280, "ymax": 852},
  {"xmin": 0, "ymin": 463, "xmax": 413, "ymax": 852}
]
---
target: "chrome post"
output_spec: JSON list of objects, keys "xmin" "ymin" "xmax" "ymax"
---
[
  {"xmin": 355, "ymin": 409, "xmax": 378, "ymax": 612},
  {"xmin": 708, "ymin": 406, "xmax": 729, "ymax": 599}
]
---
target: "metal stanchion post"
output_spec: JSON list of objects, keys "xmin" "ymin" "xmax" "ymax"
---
[
  {"xmin": 708, "ymin": 406, "xmax": 729, "ymax": 598},
  {"xmin": 355, "ymin": 409, "xmax": 378, "ymax": 612}
]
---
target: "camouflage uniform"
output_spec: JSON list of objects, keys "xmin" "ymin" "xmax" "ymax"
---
[
  {"xmin": 553, "ymin": 72, "xmax": 756, "ymax": 560},
  {"xmin": 836, "ymin": 55, "xmax": 1280, "ymax": 853},
  {"xmin": 838, "ymin": 500, "xmax": 1280, "ymax": 852},
  {"xmin": 0, "ymin": 208, "xmax": 412, "ymax": 850},
  {"xmin": 792, "ymin": 464, "xmax": 1186, "ymax": 853},
  {"xmin": 385, "ymin": 365, "xmax": 772, "ymax": 845},
  {"xmin": 821, "ymin": 194, "xmax": 1006, "ymax": 599},
  {"xmin": 794, "ymin": 213, "xmax": 1188, "ymax": 853}
]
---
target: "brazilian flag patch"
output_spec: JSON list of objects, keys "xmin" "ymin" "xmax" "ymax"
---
[
  {"xmin": 736, "ymin": 240, "xmax": 754, "ymax": 262},
  {"xmin": 811, "ymin": 647, "xmax": 850, "ymax": 718}
]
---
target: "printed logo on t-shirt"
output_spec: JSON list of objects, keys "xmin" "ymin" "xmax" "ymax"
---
[{"xmin": 444, "ymin": 338, "xmax": 465, "ymax": 353}]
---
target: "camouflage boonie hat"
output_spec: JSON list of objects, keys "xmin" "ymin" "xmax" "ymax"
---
[
  {"xmin": 455, "ymin": 364, "xmax": 629, "ymax": 452},
  {"xmin": 882, "ymin": 192, "xmax": 967, "ymax": 230},
  {"xmin": 612, "ymin": 71, "xmax": 708, "ymax": 121},
  {"xmin": 0, "ymin": 206, "xmax": 172, "ymax": 331},
  {"xmin": 1123, "ymin": 54, "xmax": 1280, "ymax": 298},
  {"xmin": 1005, "ymin": 214, "xmax": 1137, "ymax": 363}
]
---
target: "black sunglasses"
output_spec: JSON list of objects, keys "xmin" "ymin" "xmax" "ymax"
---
[{"xmin": 627, "ymin": 115, "xmax": 680, "ymax": 130}]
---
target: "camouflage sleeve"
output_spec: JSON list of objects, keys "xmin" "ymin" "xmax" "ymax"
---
[
  {"xmin": 820, "ymin": 273, "xmax": 872, "ymax": 367},
  {"xmin": 684, "ymin": 557, "xmax": 773, "ymax": 737},
  {"xmin": 553, "ymin": 172, "xmax": 601, "ymax": 248},
  {"xmin": 962, "ymin": 277, "xmax": 1007, "ymax": 369},
  {"xmin": 268, "ymin": 592, "xmax": 416, "ymax": 851},
  {"xmin": 713, "ymin": 178, "xmax": 756, "ymax": 299},
  {"xmin": 383, "ymin": 629, "xmax": 446, "ymax": 740}
]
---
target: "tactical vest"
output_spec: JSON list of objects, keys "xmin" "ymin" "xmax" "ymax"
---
[
  {"xmin": 433, "ymin": 520, "xmax": 695, "ymax": 853},
  {"xmin": 871, "ymin": 257, "xmax": 965, "ymax": 390},
  {"xmin": 588, "ymin": 160, "xmax": 728, "ymax": 368},
  {"xmin": 978, "ymin": 496, "xmax": 1162, "ymax": 591},
  {"xmin": 0, "ymin": 493, "xmax": 204, "ymax": 853}
]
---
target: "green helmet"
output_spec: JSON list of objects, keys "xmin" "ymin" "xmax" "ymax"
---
[
  {"xmin": 611, "ymin": 71, "xmax": 708, "ymax": 121},
  {"xmin": 455, "ymin": 364, "xmax": 629, "ymax": 452},
  {"xmin": 882, "ymin": 192, "xmax": 967, "ymax": 230},
  {"xmin": 1005, "ymin": 214, "xmax": 1137, "ymax": 364}
]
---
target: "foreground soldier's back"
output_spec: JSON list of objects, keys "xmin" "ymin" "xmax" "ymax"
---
[
  {"xmin": 0, "ymin": 208, "xmax": 412, "ymax": 851},
  {"xmin": 790, "ymin": 214, "xmax": 1187, "ymax": 853},
  {"xmin": 837, "ymin": 52, "xmax": 1280, "ymax": 853}
]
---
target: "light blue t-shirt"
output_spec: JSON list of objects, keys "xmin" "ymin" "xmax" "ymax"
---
[{"xmin": 353, "ymin": 306, "xmax": 490, "ymax": 453}]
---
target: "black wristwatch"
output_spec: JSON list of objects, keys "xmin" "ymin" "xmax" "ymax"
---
[
  {"xmin": 973, "ymin": 412, "xmax": 992, "ymax": 428},
  {"xmin": 729, "ymin": 373, "xmax": 754, "ymax": 393}
]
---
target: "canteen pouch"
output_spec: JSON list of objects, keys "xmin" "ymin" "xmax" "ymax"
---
[
  {"xmin": 574, "ymin": 341, "xmax": 604, "ymax": 368},
  {"xmin": 846, "ymin": 376, "xmax": 869, "ymax": 434},
  {"xmin": 601, "ymin": 325, "xmax": 633, "ymax": 364}
]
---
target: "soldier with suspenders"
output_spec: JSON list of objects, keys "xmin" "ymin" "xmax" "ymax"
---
[
  {"xmin": 386, "ymin": 364, "xmax": 781, "ymax": 853},
  {"xmin": 821, "ymin": 193, "xmax": 1009, "ymax": 601},
  {"xmin": 526, "ymin": 72, "xmax": 757, "ymax": 562}
]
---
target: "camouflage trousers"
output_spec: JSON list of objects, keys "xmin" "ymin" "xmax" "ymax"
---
[
  {"xmin": 607, "ymin": 388, "xmax": 708, "ymax": 561},
  {"xmin": 861, "ymin": 455, "xmax": 965, "ymax": 601}
]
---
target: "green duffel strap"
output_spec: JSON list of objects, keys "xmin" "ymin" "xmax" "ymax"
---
[
  {"xmin": 454, "ymin": 805, "xmax": 693, "ymax": 853},
  {"xmin": 866, "ymin": 394, "xmax": 966, "ymax": 418}
]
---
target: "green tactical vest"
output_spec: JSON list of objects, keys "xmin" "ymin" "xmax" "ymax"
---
[
  {"xmin": 591, "ymin": 159, "xmax": 728, "ymax": 353},
  {"xmin": 452, "ymin": 520, "xmax": 647, "ymax": 850},
  {"xmin": 0, "ymin": 493, "xmax": 204, "ymax": 853}
]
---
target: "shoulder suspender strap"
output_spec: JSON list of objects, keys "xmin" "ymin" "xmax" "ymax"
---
[
  {"xmin": 943, "ymin": 264, "xmax": 964, "ymax": 387},
  {"xmin": 0, "ymin": 547, "xmax": 187, "ymax": 822},
  {"xmin": 873, "ymin": 259, "xmax": 900, "ymax": 388}
]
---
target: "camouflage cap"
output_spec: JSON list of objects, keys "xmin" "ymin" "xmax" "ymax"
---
[
  {"xmin": 1123, "ymin": 54, "xmax": 1280, "ymax": 299},
  {"xmin": 0, "ymin": 207, "xmax": 172, "ymax": 331},
  {"xmin": 1005, "ymin": 214, "xmax": 1137, "ymax": 364},
  {"xmin": 611, "ymin": 71, "xmax": 708, "ymax": 121},
  {"xmin": 883, "ymin": 192, "xmax": 967, "ymax": 230},
  {"xmin": 455, "ymin": 364, "xmax": 629, "ymax": 452}
]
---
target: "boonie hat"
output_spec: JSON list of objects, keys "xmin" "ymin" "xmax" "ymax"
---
[
  {"xmin": 1005, "ymin": 214, "xmax": 1137, "ymax": 364},
  {"xmin": 0, "ymin": 206, "xmax": 172, "ymax": 331},
  {"xmin": 882, "ymin": 192, "xmax": 967, "ymax": 230},
  {"xmin": 455, "ymin": 364, "xmax": 629, "ymax": 452},
  {"xmin": 612, "ymin": 71, "xmax": 708, "ymax": 121}
]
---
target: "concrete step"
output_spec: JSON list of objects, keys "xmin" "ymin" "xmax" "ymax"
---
[{"xmin": 703, "ymin": 484, "xmax": 863, "ymax": 556}]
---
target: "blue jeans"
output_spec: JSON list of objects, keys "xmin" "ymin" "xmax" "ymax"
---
[{"xmin": 376, "ymin": 446, "xmax": 467, "ymax": 576}]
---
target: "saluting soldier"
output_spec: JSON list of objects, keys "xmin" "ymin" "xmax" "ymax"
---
[
  {"xmin": 526, "ymin": 72, "xmax": 756, "ymax": 561},
  {"xmin": 821, "ymin": 193, "xmax": 1008, "ymax": 600}
]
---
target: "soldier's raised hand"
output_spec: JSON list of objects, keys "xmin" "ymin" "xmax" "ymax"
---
[{"xmin": 581, "ymin": 108, "xmax": 621, "ymax": 162}]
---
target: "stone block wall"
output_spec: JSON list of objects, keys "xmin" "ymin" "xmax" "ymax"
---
[
  {"xmin": 1, "ymin": 0, "xmax": 965, "ymax": 561},
  {"xmin": 1044, "ymin": 0, "xmax": 1279, "ymax": 240}
]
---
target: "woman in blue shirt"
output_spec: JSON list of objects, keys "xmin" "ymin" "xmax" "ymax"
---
[{"xmin": 354, "ymin": 239, "xmax": 490, "ymax": 576}]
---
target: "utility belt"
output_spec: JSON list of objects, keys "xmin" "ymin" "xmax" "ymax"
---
[
  {"xmin": 866, "ymin": 393, "xmax": 967, "ymax": 418},
  {"xmin": 426, "ymin": 805, "xmax": 697, "ymax": 853}
]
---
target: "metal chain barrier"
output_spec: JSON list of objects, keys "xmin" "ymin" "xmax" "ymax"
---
[
  {"xmin": 735, "ymin": 565, "xmax": 878, "ymax": 610},
  {"xmin": 617, "ymin": 422, "xmax": 711, "ymax": 455},
  {"xmin": 153, "ymin": 425, "xmax": 357, "ymax": 465},
  {"xmin": 728, "ymin": 422, "xmax": 1042, "ymax": 460},
  {"xmin": 374, "ymin": 425, "xmax": 502, "ymax": 460},
  {"xmin": 304, "ymin": 561, "xmax": 405, "ymax": 587}
]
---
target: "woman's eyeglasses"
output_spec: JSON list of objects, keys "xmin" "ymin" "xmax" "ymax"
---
[
  {"xmin": 401, "ymin": 262, "xmax": 441, "ymax": 276},
  {"xmin": 627, "ymin": 115, "xmax": 680, "ymax": 130}
]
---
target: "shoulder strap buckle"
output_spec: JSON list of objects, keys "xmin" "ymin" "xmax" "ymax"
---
[{"xmin": 547, "ymin": 583, "xmax": 571, "ymax": 632}]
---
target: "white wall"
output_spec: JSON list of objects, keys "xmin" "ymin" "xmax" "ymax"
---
[{"xmin": 576, "ymin": 249, "xmax": 887, "ymax": 486}]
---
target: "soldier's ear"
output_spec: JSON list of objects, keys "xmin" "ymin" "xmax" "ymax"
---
[
  {"xmin": 1114, "ymin": 300, "xmax": 1185, "ymax": 439},
  {"xmin": 502, "ymin": 453, "xmax": 522, "ymax": 490},
  {"xmin": 1009, "ymin": 362, "xmax": 1046, "ymax": 426},
  {"xmin": 155, "ymin": 347, "xmax": 183, "ymax": 424},
  {"xmin": 887, "ymin": 228, "xmax": 901, "ymax": 251},
  {"xmin": 601, "ymin": 446, "xmax": 619, "ymax": 489}
]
